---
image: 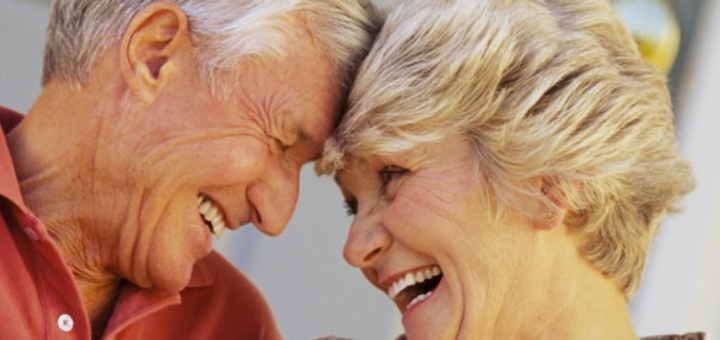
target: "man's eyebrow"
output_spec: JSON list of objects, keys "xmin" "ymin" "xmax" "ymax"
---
[
  {"xmin": 296, "ymin": 127, "xmax": 326, "ymax": 160},
  {"xmin": 298, "ymin": 128, "xmax": 315, "ymax": 144}
]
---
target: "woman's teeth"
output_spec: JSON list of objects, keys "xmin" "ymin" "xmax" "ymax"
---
[
  {"xmin": 197, "ymin": 194, "xmax": 226, "ymax": 239},
  {"xmin": 406, "ymin": 291, "xmax": 433, "ymax": 310},
  {"xmin": 388, "ymin": 266, "xmax": 442, "ymax": 300}
]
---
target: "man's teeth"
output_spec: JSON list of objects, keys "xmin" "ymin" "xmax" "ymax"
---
[
  {"xmin": 387, "ymin": 266, "xmax": 442, "ymax": 300},
  {"xmin": 197, "ymin": 194, "xmax": 226, "ymax": 239}
]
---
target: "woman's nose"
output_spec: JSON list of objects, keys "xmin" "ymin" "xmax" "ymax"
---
[{"xmin": 343, "ymin": 212, "xmax": 392, "ymax": 268}]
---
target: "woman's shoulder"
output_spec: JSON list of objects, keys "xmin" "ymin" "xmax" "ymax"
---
[{"xmin": 641, "ymin": 332, "xmax": 708, "ymax": 340}]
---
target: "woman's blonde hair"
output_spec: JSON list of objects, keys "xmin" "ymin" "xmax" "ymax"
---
[{"xmin": 318, "ymin": 0, "xmax": 694, "ymax": 298}]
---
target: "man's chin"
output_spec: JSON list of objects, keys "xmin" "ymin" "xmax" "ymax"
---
[{"xmin": 145, "ymin": 262, "xmax": 196, "ymax": 293}]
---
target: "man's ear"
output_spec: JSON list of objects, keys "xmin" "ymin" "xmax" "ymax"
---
[
  {"xmin": 532, "ymin": 177, "xmax": 570, "ymax": 230},
  {"xmin": 120, "ymin": 2, "xmax": 191, "ymax": 106}
]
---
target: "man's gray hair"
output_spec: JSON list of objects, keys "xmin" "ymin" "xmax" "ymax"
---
[{"xmin": 43, "ymin": 0, "xmax": 380, "ymax": 94}]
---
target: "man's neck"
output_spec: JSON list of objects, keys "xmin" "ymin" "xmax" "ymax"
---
[
  {"xmin": 7, "ymin": 82, "xmax": 124, "ymax": 334},
  {"xmin": 77, "ymin": 278, "xmax": 123, "ymax": 338}
]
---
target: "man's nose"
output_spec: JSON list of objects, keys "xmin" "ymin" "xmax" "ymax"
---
[{"xmin": 248, "ymin": 161, "xmax": 301, "ymax": 236}]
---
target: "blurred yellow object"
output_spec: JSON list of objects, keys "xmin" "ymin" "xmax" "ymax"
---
[{"xmin": 613, "ymin": 0, "xmax": 681, "ymax": 74}]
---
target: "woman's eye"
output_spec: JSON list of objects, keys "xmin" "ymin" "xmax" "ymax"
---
[
  {"xmin": 343, "ymin": 199, "xmax": 358, "ymax": 216},
  {"xmin": 379, "ymin": 166, "xmax": 407, "ymax": 185}
]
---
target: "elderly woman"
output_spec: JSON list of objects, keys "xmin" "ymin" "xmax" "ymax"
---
[{"xmin": 317, "ymin": 0, "xmax": 699, "ymax": 339}]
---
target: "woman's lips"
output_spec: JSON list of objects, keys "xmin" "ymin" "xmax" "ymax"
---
[{"xmin": 381, "ymin": 265, "xmax": 444, "ymax": 314}]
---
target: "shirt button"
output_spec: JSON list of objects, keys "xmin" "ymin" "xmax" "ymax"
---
[
  {"xmin": 19, "ymin": 213, "xmax": 37, "ymax": 227},
  {"xmin": 23, "ymin": 227, "xmax": 39, "ymax": 241},
  {"xmin": 57, "ymin": 314, "xmax": 74, "ymax": 332}
]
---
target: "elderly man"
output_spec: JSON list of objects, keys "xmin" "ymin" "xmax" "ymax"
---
[{"xmin": 0, "ymin": 0, "xmax": 378, "ymax": 338}]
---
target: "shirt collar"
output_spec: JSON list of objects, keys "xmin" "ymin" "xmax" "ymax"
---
[
  {"xmin": 188, "ymin": 255, "xmax": 214, "ymax": 287},
  {"xmin": 0, "ymin": 106, "xmax": 29, "ymax": 213}
]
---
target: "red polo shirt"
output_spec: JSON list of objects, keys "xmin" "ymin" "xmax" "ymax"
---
[{"xmin": 0, "ymin": 106, "xmax": 282, "ymax": 339}]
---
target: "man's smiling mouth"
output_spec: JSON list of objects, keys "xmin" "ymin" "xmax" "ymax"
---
[
  {"xmin": 387, "ymin": 265, "xmax": 443, "ymax": 313},
  {"xmin": 197, "ymin": 194, "xmax": 227, "ymax": 239}
]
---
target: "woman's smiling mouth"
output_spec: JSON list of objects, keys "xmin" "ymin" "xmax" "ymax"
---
[{"xmin": 385, "ymin": 265, "xmax": 444, "ymax": 314}]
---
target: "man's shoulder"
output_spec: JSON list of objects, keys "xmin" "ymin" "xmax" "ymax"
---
[
  {"xmin": 185, "ymin": 250, "xmax": 273, "ymax": 312},
  {"xmin": 128, "ymin": 251, "xmax": 282, "ymax": 339},
  {"xmin": 192, "ymin": 250, "xmax": 263, "ymax": 297}
]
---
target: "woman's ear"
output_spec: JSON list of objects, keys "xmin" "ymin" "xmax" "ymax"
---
[
  {"xmin": 532, "ymin": 177, "xmax": 569, "ymax": 230},
  {"xmin": 119, "ymin": 2, "xmax": 191, "ymax": 106}
]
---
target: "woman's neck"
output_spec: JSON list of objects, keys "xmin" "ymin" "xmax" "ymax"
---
[
  {"xmin": 525, "ymin": 230, "xmax": 638, "ymax": 340},
  {"xmin": 531, "ymin": 263, "xmax": 637, "ymax": 340},
  {"xmin": 482, "ymin": 225, "xmax": 639, "ymax": 340}
]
